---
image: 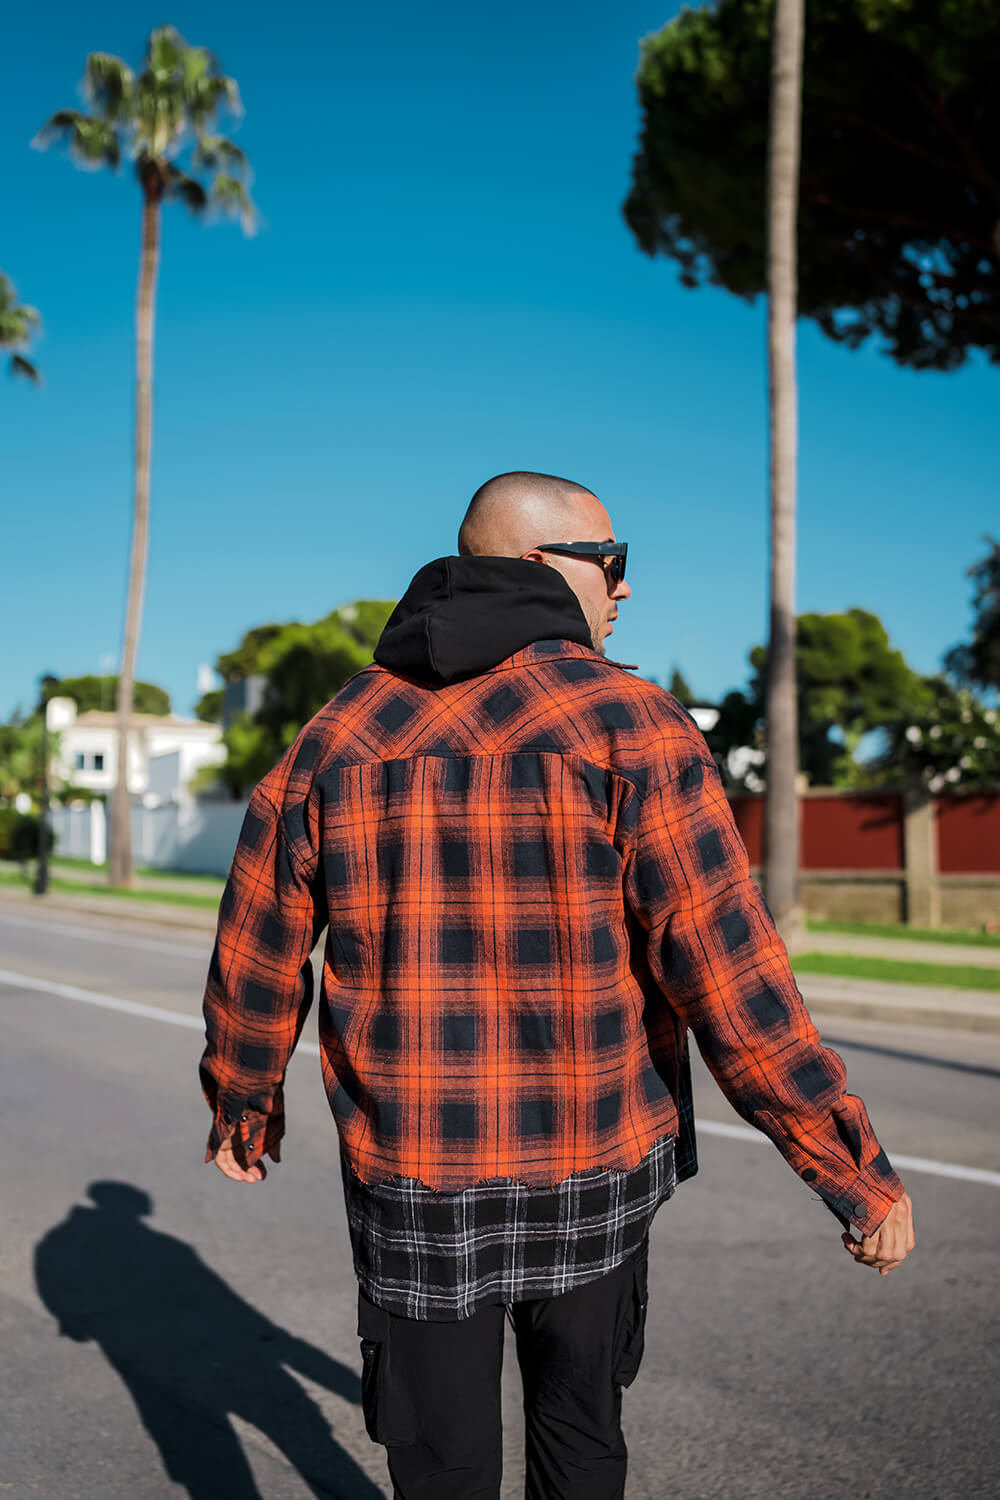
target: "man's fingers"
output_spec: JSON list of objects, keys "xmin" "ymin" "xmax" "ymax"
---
[
  {"xmin": 842, "ymin": 1230, "xmax": 903, "ymax": 1272},
  {"xmin": 842, "ymin": 1192, "xmax": 916, "ymax": 1273},
  {"xmin": 212, "ymin": 1142, "xmax": 267, "ymax": 1184}
]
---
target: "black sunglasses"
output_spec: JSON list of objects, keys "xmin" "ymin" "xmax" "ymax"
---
[{"xmin": 535, "ymin": 540, "xmax": 627, "ymax": 587}]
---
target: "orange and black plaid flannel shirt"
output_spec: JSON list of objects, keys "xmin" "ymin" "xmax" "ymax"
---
[{"xmin": 200, "ymin": 638, "xmax": 904, "ymax": 1241}]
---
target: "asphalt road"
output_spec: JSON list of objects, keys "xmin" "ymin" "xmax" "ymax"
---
[{"xmin": 1, "ymin": 905, "xmax": 998, "ymax": 1500}]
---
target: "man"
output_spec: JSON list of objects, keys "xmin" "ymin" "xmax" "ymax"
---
[{"xmin": 200, "ymin": 471, "xmax": 914, "ymax": 1500}]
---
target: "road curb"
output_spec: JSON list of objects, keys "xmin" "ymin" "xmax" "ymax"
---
[
  {"xmin": 3, "ymin": 886, "xmax": 999, "ymax": 1034},
  {"xmin": 0, "ymin": 885, "xmax": 218, "ymax": 934},
  {"xmin": 802, "ymin": 993, "xmax": 1000, "ymax": 1035}
]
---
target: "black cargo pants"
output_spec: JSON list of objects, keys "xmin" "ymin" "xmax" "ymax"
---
[{"xmin": 357, "ymin": 1240, "xmax": 649, "ymax": 1499}]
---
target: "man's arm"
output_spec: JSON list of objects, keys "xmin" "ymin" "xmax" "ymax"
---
[
  {"xmin": 622, "ymin": 725, "xmax": 912, "ymax": 1266},
  {"xmin": 200, "ymin": 780, "xmax": 326, "ymax": 1179}
]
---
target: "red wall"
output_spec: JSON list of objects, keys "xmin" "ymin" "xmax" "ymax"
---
[
  {"xmin": 729, "ymin": 794, "xmax": 904, "ymax": 871},
  {"xmin": 802, "ymin": 794, "xmax": 904, "ymax": 871},
  {"xmin": 936, "ymin": 797, "xmax": 1000, "ymax": 874},
  {"xmin": 730, "ymin": 797, "xmax": 764, "ymax": 866},
  {"xmin": 728, "ymin": 790, "xmax": 1000, "ymax": 874}
]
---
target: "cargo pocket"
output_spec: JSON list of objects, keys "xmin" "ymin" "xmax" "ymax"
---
[
  {"xmin": 357, "ymin": 1288, "xmax": 418, "ymax": 1447},
  {"xmin": 612, "ymin": 1244, "xmax": 649, "ymax": 1390}
]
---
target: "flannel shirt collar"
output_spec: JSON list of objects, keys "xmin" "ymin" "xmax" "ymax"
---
[{"xmin": 491, "ymin": 639, "xmax": 640, "ymax": 675}]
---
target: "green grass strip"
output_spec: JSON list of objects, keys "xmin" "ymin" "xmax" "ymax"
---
[
  {"xmin": 47, "ymin": 877, "xmax": 221, "ymax": 910},
  {"xmin": 792, "ymin": 951, "xmax": 1000, "ymax": 992},
  {"xmin": 0, "ymin": 866, "xmax": 220, "ymax": 911},
  {"xmin": 806, "ymin": 918, "xmax": 1000, "ymax": 948},
  {"xmin": 51, "ymin": 857, "xmax": 224, "ymax": 886}
]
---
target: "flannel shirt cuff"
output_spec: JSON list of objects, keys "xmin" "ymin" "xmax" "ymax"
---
[
  {"xmin": 811, "ymin": 1160, "xmax": 906, "ymax": 1235},
  {"xmin": 753, "ymin": 1106, "xmax": 904, "ymax": 1235},
  {"xmin": 204, "ymin": 1095, "xmax": 285, "ymax": 1170}
]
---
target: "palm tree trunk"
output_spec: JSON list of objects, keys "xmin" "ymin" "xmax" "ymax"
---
[
  {"xmin": 110, "ymin": 187, "xmax": 160, "ymax": 887},
  {"xmin": 763, "ymin": 0, "xmax": 805, "ymax": 949}
]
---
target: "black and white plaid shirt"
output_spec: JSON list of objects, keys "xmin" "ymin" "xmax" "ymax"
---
[{"xmin": 339, "ymin": 1130, "xmax": 678, "ymax": 1321}]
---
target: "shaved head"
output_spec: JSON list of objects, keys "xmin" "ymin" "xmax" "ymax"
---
[
  {"xmin": 457, "ymin": 471, "xmax": 597, "ymax": 557},
  {"xmin": 456, "ymin": 469, "xmax": 630, "ymax": 655}
]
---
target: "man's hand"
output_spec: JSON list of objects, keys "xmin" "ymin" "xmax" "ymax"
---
[
  {"xmin": 212, "ymin": 1138, "xmax": 267, "ymax": 1184},
  {"xmin": 842, "ymin": 1191, "xmax": 914, "ymax": 1275}
]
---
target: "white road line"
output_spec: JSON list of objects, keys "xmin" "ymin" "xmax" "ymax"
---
[
  {"xmin": 1, "ymin": 966, "xmax": 995, "ymax": 1185},
  {"xmin": 0, "ymin": 967, "xmax": 321, "ymax": 1057},
  {"xmin": 0, "ymin": 909, "xmax": 210, "ymax": 959},
  {"xmin": 696, "ymin": 1119, "xmax": 1000, "ymax": 1187}
]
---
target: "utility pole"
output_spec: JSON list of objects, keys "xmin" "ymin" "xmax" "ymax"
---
[
  {"xmin": 763, "ymin": 0, "xmax": 806, "ymax": 951},
  {"xmin": 34, "ymin": 684, "xmax": 51, "ymax": 896}
]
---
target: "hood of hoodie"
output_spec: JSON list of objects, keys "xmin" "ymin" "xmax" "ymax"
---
[{"xmin": 373, "ymin": 555, "xmax": 594, "ymax": 684}]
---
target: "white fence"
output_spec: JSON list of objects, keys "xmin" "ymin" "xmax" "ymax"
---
[{"xmin": 51, "ymin": 799, "xmax": 249, "ymax": 876}]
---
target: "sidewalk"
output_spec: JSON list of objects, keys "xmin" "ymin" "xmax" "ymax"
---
[
  {"xmin": 802, "ymin": 929, "xmax": 1000, "ymax": 970},
  {"xmin": 0, "ymin": 883, "xmax": 218, "ymax": 932},
  {"xmin": 3, "ymin": 884, "xmax": 999, "ymax": 1034},
  {"xmin": 44, "ymin": 862, "xmax": 225, "ymax": 900},
  {"xmin": 796, "ymin": 971, "xmax": 1000, "ymax": 1033}
]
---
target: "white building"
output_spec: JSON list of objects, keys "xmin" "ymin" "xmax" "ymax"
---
[
  {"xmin": 45, "ymin": 696, "xmax": 228, "ymax": 868},
  {"xmin": 46, "ymin": 696, "xmax": 225, "ymax": 808}
]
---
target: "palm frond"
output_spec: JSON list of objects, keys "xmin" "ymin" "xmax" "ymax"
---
[
  {"xmin": 181, "ymin": 45, "xmax": 215, "ymax": 91},
  {"xmin": 187, "ymin": 73, "xmax": 242, "ymax": 135},
  {"xmin": 0, "ymin": 272, "xmax": 38, "ymax": 329},
  {"xmin": 0, "ymin": 303, "xmax": 41, "ymax": 342},
  {"xmin": 211, "ymin": 173, "xmax": 257, "ymax": 235},
  {"xmin": 134, "ymin": 70, "xmax": 186, "ymax": 159},
  {"xmin": 33, "ymin": 109, "xmax": 120, "ymax": 169},
  {"xmin": 9, "ymin": 353, "xmax": 41, "ymax": 385},
  {"xmin": 146, "ymin": 25, "xmax": 186, "ymax": 79},
  {"xmin": 193, "ymin": 134, "xmax": 248, "ymax": 172},
  {"xmin": 83, "ymin": 52, "xmax": 134, "ymax": 122},
  {"xmin": 39, "ymin": 28, "xmax": 253, "ymax": 240},
  {"xmin": 32, "ymin": 108, "xmax": 83, "ymax": 148},
  {"xmin": 164, "ymin": 165, "xmax": 208, "ymax": 215}
]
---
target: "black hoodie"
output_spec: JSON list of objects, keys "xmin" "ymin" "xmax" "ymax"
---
[{"xmin": 373, "ymin": 555, "xmax": 594, "ymax": 685}]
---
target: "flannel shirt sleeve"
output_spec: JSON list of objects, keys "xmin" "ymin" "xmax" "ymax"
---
[
  {"xmin": 199, "ymin": 780, "xmax": 326, "ymax": 1171},
  {"xmin": 622, "ymin": 731, "xmax": 905, "ymax": 1236}
]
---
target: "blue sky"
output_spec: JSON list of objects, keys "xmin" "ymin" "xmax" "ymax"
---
[{"xmin": 2, "ymin": 0, "xmax": 996, "ymax": 720}]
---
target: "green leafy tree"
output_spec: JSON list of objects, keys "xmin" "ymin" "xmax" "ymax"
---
[
  {"xmin": 945, "ymin": 536, "xmax": 1000, "ymax": 695},
  {"xmin": 215, "ymin": 624, "xmax": 288, "ymax": 685},
  {"xmin": 667, "ymin": 667, "xmax": 696, "ymax": 705},
  {"xmin": 0, "ymin": 272, "xmax": 41, "ymax": 383},
  {"xmin": 624, "ymin": 0, "xmax": 999, "ymax": 941},
  {"xmin": 0, "ymin": 717, "xmax": 91, "ymax": 813},
  {"xmin": 707, "ymin": 609, "xmax": 927, "ymax": 788},
  {"xmin": 194, "ymin": 688, "xmax": 223, "ymax": 723},
  {"xmin": 0, "ymin": 718, "xmax": 47, "ymax": 805},
  {"xmin": 625, "ymin": 0, "xmax": 1000, "ymax": 371},
  {"xmin": 36, "ymin": 25, "xmax": 255, "ymax": 888},
  {"xmin": 205, "ymin": 601, "xmax": 397, "ymax": 797},
  {"xmin": 40, "ymin": 674, "xmax": 171, "ymax": 716},
  {"xmin": 212, "ymin": 715, "xmax": 276, "ymax": 799},
  {"xmin": 751, "ymin": 608, "xmax": 928, "ymax": 785},
  {"xmin": 870, "ymin": 677, "xmax": 1000, "ymax": 792}
]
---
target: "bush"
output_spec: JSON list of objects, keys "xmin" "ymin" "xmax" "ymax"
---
[
  {"xmin": 0, "ymin": 807, "xmax": 17, "ymax": 859},
  {"xmin": 0, "ymin": 810, "xmax": 52, "ymax": 861}
]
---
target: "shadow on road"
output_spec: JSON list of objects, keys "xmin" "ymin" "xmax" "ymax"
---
[
  {"xmin": 34, "ymin": 1182, "xmax": 383, "ymax": 1500},
  {"xmin": 822, "ymin": 1034, "xmax": 1000, "ymax": 1080}
]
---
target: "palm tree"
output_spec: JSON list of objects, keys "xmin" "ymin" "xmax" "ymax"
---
[
  {"xmin": 763, "ymin": 0, "xmax": 805, "ymax": 949},
  {"xmin": 0, "ymin": 273, "xmax": 41, "ymax": 383},
  {"xmin": 35, "ymin": 25, "xmax": 254, "ymax": 887}
]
